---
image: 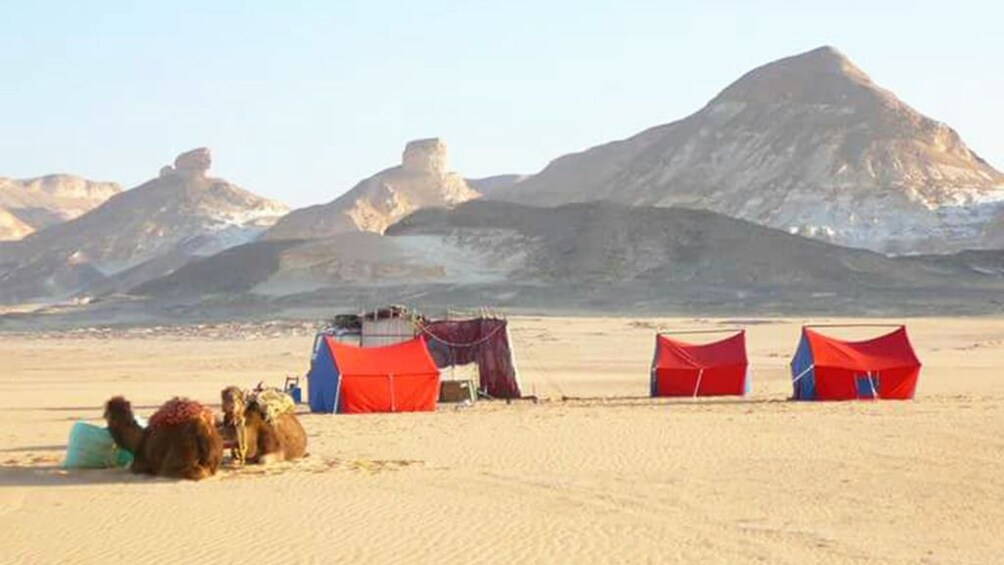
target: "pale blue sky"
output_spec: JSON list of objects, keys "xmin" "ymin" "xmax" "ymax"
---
[{"xmin": 1, "ymin": 1, "xmax": 1000, "ymax": 207}]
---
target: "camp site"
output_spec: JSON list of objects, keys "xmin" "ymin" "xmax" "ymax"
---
[
  {"xmin": 4, "ymin": 311, "xmax": 1002, "ymax": 563},
  {"xmin": 4, "ymin": 5, "xmax": 1004, "ymax": 561}
]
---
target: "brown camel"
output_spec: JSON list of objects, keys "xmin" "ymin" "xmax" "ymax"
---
[
  {"xmin": 220, "ymin": 386, "xmax": 307, "ymax": 465},
  {"xmin": 104, "ymin": 396, "xmax": 224, "ymax": 481}
]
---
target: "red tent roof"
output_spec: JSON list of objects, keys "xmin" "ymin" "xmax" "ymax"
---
[
  {"xmin": 803, "ymin": 327, "xmax": 920, "ymax": 371},
  {"xmin": 654, "ymin": 331, "xmax": 748, "ymax": 370},
  {"xmin": 324, "ymin": 335, "xmax": 439, "ymax": 377},
  {"xmin": 651, "ymin": 331, "xmax": 749, "ymax": 397},
  {"xmin": 323, "ymin": 336, "xmax": 440, "ymax": 413}
]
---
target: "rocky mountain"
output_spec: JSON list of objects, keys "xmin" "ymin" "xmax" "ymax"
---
[
  {"xmin": 123, "ymin": 201, "xmax": 1004, "ymax": 318},
  {"xmin": 0, "ymin": 148, "xmax": 288, "ymax": 303},
  {"xmin": 0, "ymin": 174, "xmax": 120, "ymax": 240},
  {"xmin": 264, "ymin": 138, "xmax": 480, "ymax": 240},
  {"xmin": 491, "ymin": 46, "xmax": 1004, "ymax": 254}
]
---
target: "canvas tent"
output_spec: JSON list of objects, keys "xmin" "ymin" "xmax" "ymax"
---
[
  {"xmin": 308, "ymin": 335, "xmax": 441, "ymax": 414},
  {"xmin": 418, "ymin": 318, "xmax": 521, "ymax": 399},
  {"xmin": 790, "ymin": 326, "xmax": 921, "ymax": 401},
  {"xmin": 650, "ymin": 330, "xmax": 750, "ymax": 397}
]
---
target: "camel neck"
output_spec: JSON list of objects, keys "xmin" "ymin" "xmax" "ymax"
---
[{"xmin": 109, "ymin": 419, "xmax": 144, "ymax": 454}]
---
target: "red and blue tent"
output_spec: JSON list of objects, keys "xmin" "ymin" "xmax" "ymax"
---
[
  {"xmin": 650, "ymin": 330, "xmax": 750, "ymax": 397},
  {"xmin": 790, "ymin": 326, "xmax": 921, "ymax": 401},
  {"xmin": 308, "ymin": 335, "xmax": 441, "ymax": 414}
]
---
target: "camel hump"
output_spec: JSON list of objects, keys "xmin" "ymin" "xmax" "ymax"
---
[{"xmin": 149, "ymin": 397, "xmax": 216, "ymax": 430}]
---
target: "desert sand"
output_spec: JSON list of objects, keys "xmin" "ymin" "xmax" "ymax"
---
[{"xmin": 1, "ymin": 316, "xmax": 1002, "ymax": 564}]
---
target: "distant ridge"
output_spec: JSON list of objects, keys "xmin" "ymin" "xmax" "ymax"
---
[
  {"xmin": 0, "ymin": 174, "xmax": 120, "ymax": 240},
  {"xmin": 125, "ymin": 200, "xmax": 1004, "ymax": 318},
  {"xmin": 0, "ymin": 148, "xmax": 288, "ymax": 303}
]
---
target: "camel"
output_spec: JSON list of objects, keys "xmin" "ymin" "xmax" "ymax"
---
[
  {"xmin": 104, "ymin": 396, "xmax": 224, "ymax": 481},
  {"xmin": 219, "ymin": 386, "xmax": 307, "ymax": 465}
]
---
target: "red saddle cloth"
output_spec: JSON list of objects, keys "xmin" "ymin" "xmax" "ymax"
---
[{"xmin": 148, "ymin": 397, "xmax": 215, "ymax": 429}]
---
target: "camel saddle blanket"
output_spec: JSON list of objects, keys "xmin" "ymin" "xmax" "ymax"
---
[
  {"xmin": 248, "ymin": 389, "xmax": 296, "ymax": 425},
  {"xmin": 148, "ymin": 398, "xmax": 215, "ymax": 430}
]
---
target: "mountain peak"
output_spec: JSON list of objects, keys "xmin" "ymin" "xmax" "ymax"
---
[
  {"xmin": 800, "ymin": 45, "xmax": 850, "ymax": 63},
  {"xmin": 494, "ymin": 46, "xmax": 1004, "ymax": 254},
  {"xmin": 713, "ymin": 45, "xmax": 884, "ymax": 107}
]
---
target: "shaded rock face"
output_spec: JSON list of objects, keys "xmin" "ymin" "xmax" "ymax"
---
[
  {"xmin": 264, "ymin": 138, "xmax": 480, "ymax": 240},
  {"xmin": 985, "ymin": 210, "xmax": 1004, "ymax": 248},
  {"xmin": 493, "ymin": 46, "xmax": 1004, "ymax": 254},
  {"xmin": 130, "ymin": 200, "xmax": 1004, "ymax": 320}
]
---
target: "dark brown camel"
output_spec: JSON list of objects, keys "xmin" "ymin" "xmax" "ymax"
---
[
  {"xmin": 220, "ymin": 386, "xmax": 307, "ymax": 465},
  {"xmin": 104, "ymin": 396, "xmax": 224, "ymax": 481}
]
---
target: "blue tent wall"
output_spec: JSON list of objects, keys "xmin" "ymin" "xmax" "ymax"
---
[
  {"xmin": 790, "ymin": 334, "xmax": 816, "ymax": 400},
  {"xmin": 649, "ymin": 336, "xmax": 659, "ymax": 397},
  {"xmin": 307, "ymin": 335, "xmax": 341, "ymax": 413}
]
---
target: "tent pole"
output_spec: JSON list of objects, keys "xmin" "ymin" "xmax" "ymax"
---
[
  {"xmin": 868, "ymin": 370, "xmax": 879, "ymax": 399},
  {"xmin": 389, "ymin": 373, "xmax": 396, "ymax": 412},
  {"xmin": 693, "ymin": 369, "xmax": 705, "ymax": 399}
]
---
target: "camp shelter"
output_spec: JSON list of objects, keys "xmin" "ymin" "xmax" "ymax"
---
[
  {"xmin": 361, "ymin": 305, "xmax": 417, "ymax": 347},
  {"xmin": 650, "ymin": 330, "xmax": 750, "ymax": 397},
  {"xmin": 418, "ymin": 317, "xmax": 522, "ymax": 399},
  {"xmin": 790, "ymin": 325, "xmax": 921, "ymax": 401},
  {"xmin": 308, "ymin": 335, "xmax": 441, "ymax": 414}
]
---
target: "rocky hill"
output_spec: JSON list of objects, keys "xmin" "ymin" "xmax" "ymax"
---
[
  {"xmin": 121, "ymin": 201, "xmax": 1004, "ymax": 318},
  {"xmin": 0, "ymin": 148, "xmax": 288, "ymax": 303},
  {"xmin": 492, "ymin": 46, "xmax": 1004, "ymax": 254},
  {"xmin": 264, "ymin": 138, "xmax": 479, "ymax": 240},
  {"xmin": 0, "ymin": 174, "xmax": 120, "ymax": 240}
]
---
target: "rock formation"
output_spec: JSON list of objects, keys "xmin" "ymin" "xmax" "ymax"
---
[
  {"xmin": 161, "ymin": 147, "xmax": 213, "ymax": 179},
  {"xmin": 264, "ymin": 138, "xmax": 479, "ymax": 240}
]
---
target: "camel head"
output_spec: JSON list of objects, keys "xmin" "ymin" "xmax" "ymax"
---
[
  {"xmin": 104, "ymin": 395, "xmax": 143, "ymax": 454},
  {"xmin": 104, "ymin": 395, "xmax": 136, "ymax": 427},
  {"xmin": 220, "ymin": 386, "xmax": 246, "ymax": 427}
]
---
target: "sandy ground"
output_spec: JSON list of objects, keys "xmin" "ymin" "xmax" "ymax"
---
[{"xmin": 1, "ymin": 316, "xmax": 1002, "ymax": 564}]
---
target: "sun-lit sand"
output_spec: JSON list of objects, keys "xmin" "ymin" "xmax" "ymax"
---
[{"xmin": 1, "ymin": 316, "xmax": 1003, "ymax": 563}]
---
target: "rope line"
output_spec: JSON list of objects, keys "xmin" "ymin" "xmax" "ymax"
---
[
  {"xmin": 791, "ymin": 364, "xmax": 815, "ymax": 384},
  {"xmin": 413, "ymin": 321, "xmax": 507, "ymax": 348}
]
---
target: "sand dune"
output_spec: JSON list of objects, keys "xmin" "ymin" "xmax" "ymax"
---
[{"xmin": 1, "ymin": 317, "xmax": 1002, "ymax": 563}]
